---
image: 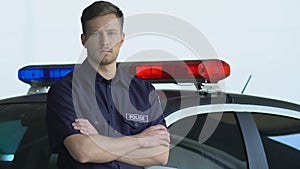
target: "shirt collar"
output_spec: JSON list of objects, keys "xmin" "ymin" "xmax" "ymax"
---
[{"xmin": 77, "ymin": 59, "xmax": 133, "ymax": 88}]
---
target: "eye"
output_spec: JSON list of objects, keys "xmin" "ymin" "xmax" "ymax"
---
[{"xmin": 108, "ymin": 31, "xmax": 117, "ymax": 36}]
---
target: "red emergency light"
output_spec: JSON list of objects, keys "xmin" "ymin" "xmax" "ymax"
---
[{"xmin": 126, "ymin": 59, "xmax": 230, "ymax": 83}]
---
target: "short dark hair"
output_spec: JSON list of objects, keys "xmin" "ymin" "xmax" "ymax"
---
[{"xmin": 81, "ymin": 1, "xmax": 124, "ymax": 35}]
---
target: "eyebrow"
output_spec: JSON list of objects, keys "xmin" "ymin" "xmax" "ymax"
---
[
  {"xmin": 91, "ymin": 28, "xmax": 119, "ymax": 33},
  {"xmin": 106, "ymin": 28, "xmax": 118, "ymax": 32}
]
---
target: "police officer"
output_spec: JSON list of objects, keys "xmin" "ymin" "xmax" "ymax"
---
[{"xmin": 46, "ymin": 1, "xmax": 170, "ymax": 169}]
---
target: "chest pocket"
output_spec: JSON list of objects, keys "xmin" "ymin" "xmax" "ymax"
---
[{"xmin": 122, "ymin": 113, "xmax": 149, "ymax": 135}]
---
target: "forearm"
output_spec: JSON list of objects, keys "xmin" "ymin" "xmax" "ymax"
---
[
  {"xmin": 117, "ymin": 145, "xmax": 169, "ymax": 166},
  {"xmin": 64, "ymin": 134, "xmax": 141, "ymax": 163},
  {"xmin": 69, "ymin": 119, "xmax": 170, "ymax": 165}
]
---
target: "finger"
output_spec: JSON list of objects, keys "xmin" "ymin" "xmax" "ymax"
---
[
  {"xmin": 150, "ymin": 124, "xmax": 167, "ymax": 131},
  {"xmin": 155, "ymin": 133, "xmax": 170, "ymax": 144},
  {"xmin": 155, "ymin": 130, "xmax": 169, "ymax": 135},
  {"xmin": 149, "ymin": 130, "xmax": 170, "ymax": 139},
  {"xmin": 72, "ymin": 122, "xmax": 85, "ymax": 129},
  {"xmin": 73, "ymin": 123, "xmax": 90, "ymax": 130},
  {"xmin": 73, "ymin": 125, "xmax": 84, "ymax": 130},
  {"xmin": 73, "ymin": 120, "xmax": 92, "ymax": 128},
  {"xmin": 75, "ymin": 118, "xmax": 85, "ymax": 123},
  {"xmin": 75, "ymin": 118, "xmax": 90, "ymax": 125},
  {"xmin": 138, "ymin": 125, "xmax": 167, "ymax": 138},
  {"xmin": 80, "ymin": 129, "xmax": 88, "ymax": 135},
  {"xmin": 159, "ymin": 132, "xmax": 170, "ymax": 143},
  {"xmin": 159, "ymin": 139, "xmax": 170, "ymax": 147}
]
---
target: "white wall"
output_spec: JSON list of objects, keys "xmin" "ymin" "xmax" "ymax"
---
[{"xmin": 1, "ymin": 0, "xmax": 300, "ymax": 104}]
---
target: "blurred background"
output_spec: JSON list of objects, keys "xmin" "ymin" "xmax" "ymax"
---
[{"xmin": 0, "ymin": 0, "xmax": 299, "ymax": 104}]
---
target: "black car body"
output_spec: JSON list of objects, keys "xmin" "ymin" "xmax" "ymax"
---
[{"xmin": 1, "ymin": 60, "xmax": 299, "ymax": 169}]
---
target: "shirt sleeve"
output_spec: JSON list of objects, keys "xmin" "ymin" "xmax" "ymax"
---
[
  {"xmin": 46, "ymin": 78, "xmax": 81, "ymax": 152},
  {"xmin": 148, "ymin": 84, "xmax": 167, "ymax": 127}
]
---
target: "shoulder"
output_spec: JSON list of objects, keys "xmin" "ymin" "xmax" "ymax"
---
[
  {"xmin": 116, "ymin": 70, "xmax": 154, "ymax": 90},
  {"xmin": 48, "ymin": 72, "xmax": 74, "ymax": 98},
  {"xmin": 120, "ymin": 71, "xmax": 155, "ymax": 92}
]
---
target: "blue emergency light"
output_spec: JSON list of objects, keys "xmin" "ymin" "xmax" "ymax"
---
[{"xmin": 18, "ymin": 64, "xmax": 77, "ymax": 86}]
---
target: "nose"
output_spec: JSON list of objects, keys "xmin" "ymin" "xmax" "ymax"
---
[{"xmin": 99, "ymin": 34, "xmax": 109, "ymax": 47}]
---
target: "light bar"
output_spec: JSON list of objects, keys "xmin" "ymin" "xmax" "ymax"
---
[
  {"xmin": 127, "ymin": 59, "xmax": 230, "ymax": 83},
  {"xmin": 18, "ymin": 64, "xmax": 76, "ymax": 86},
  {"xmin": 18, "ymin": 59, "xmax": 230, "ymax": 87}
]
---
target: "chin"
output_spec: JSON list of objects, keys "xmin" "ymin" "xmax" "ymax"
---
[
  {"xmin": 100, "ymin": 56, "xmax": 117, "ymax": 65},
  {"xmin": 100, "ymin": 60, "xmax": 116, "ymax": 65}
]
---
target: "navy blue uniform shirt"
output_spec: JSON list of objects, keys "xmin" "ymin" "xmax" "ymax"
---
[{"xmin": 46, "ymin": 59, "xmax": 166, "ymax": 169}]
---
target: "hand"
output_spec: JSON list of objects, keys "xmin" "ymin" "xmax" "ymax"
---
[
  {"xmin": 72, "ymin": 118, "xmax": 98, "ymax": 135},
  {"xmin": 135, "ymin": 125, "xmax": 170, "ymax": 148}
]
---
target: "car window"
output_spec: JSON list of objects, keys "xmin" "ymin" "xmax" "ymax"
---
[
  {"xmin": 0, "ymin": 120, "xmax": 26, "ymax": 168},
  {"xmin": 270, "ymin": 133, "xmax": 300, "ymax": 151},
  {"xmin": 166, "ymin": 112, "xmax": 248, "ymax": 169},
  {"xmin": 253, "ymin": 113, "xmax": 300, "ymax": 169},
  {"xmin": 0, "ymin": 105, "xmax": 55, "ymax": 169}
]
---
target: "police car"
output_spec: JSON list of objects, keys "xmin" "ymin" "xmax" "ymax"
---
[{"xmin": 0, "ymin": 59, "xmax": 299, "ymax": 169}]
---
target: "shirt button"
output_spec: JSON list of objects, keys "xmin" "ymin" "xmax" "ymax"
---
[
  {"xmin": 134, "ymin": 123, "xmax": 139, "ymax": 127},
  {"xmin": 113, "ymin": 130, "xmax": 117, "ymax": 133},
  {"xmin": 95, "ymin": 121, "xmax": 99, "ymax": 125}
]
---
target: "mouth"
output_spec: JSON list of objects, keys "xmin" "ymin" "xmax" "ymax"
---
[{"xmin": 99, "ymin": 49, "xmax": 112, "ymax": 55}]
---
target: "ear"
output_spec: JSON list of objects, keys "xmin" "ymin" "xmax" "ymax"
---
[
  {"xmin": 119, "ymin": 32, "xmax": 125, "ymax": 46},
  {"xmin": 81, "ymin": 34, "xmax": 87, "ymax": 48}
]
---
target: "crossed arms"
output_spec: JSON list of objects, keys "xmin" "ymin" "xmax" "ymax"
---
[{"xmin": 64, "ymin": 119, "xmax": 170, "ymax": 166}]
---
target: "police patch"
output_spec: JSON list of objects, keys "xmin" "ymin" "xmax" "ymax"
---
[{"xmin": 125, "ymin": 113, "xmax": 149, "ymax": 123}]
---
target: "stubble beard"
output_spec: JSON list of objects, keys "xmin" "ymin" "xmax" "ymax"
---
[{"xmin": 100, "ymin": 53, "xmax": 118, "ymax": 65}]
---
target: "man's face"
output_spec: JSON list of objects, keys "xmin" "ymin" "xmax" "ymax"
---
[{"xmin": 82, "ymin": 13, "xmax": 124, "ymax": 66}]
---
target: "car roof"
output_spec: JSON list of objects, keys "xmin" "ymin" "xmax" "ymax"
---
[
  {"xmin": 2, "ymin": 90, "xmax": 299, "ymax": 112},
  {"xmin": 1, "ymin": 90, "xmax": 300, "ymax": 135}
]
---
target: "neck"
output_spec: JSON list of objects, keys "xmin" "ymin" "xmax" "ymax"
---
[
  {"xmin": 88, "ymin": 58, "xmax": 117, "ymax": 80},
  {"xmin": 98, "ymin": 63, "xmax": 117, "ymax": 80}
]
